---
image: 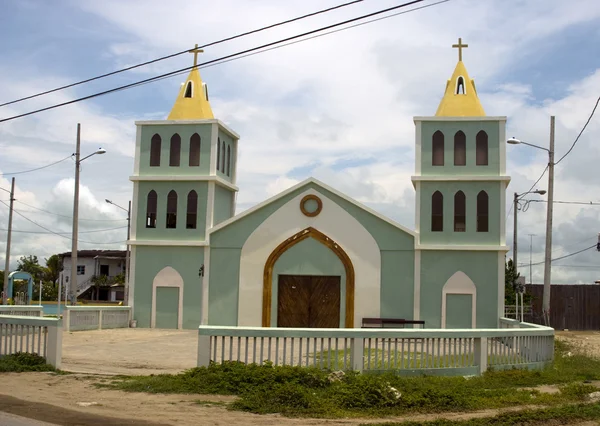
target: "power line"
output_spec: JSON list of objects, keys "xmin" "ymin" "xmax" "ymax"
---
[
  {"xmin": 0, "ymin": 225, "xmax": 127, "ymax": 235},
  {"xmin": 0, "ymin": 155, "xmax": 73, "ymax": 176},
  {"xmin": 0, "ymin": 0, "xmax": 365, "ymax": 108},
  {"xmin": 524, "ymin": 244, "xmax": 596, "ymax": 267},
  {"xmin": 0, "ymin": 0, "xmax": 430, "ymax": 124},
  {"xmin": 525, "ymin": 199, "xmax": 600, "ymax": 206},
  {"xmin": 0, "ymin": 200, "xmax": 125, "ymax": 245},
  {"xmin": 13, "ymin": 200, "xmax": 127, "ymax": 222},
  {"xmin": 555, "ymin": 96, "xmax": 600, "ymax": 165}
]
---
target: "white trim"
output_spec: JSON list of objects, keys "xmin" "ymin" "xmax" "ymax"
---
[
  {"xmin": 237, "ymin": 188, "xmax": 381, "ymax": 327},
  {"xmin": 134, "ymin": 127, "xmax": 142, "ymax": 175},
  {"xmin": 500, "ymin": 184, "xmax": 506, "ymax": 246},
  {"xmin": 129, "ymin": 175, "xmax": 238, "ymax": 190},
  {"xmin": 497, "ymin": 251, "xmax": 505, "ymax": 325},
  {"xmin": 206, "ymin": 182, "xmax": 215, "ymax": 229},
  {"xmin": 441, "ymin": 271, "xmax": 477, "ymax": 328},
  {"xmin": 135, "ymin": 119, "xmax": 240, "ymax": 139},
  {"xmin": 128, "ymin": 240, "xmax": 208, "ymax": 247},
  {"xmin": 151, "ymin": 266, "xmax": 184, "ymax": 329},
  {"xmin": 499, "ymin": 120, "xmax": 507, "ymax": 174},
  {"xmin": 416, "ymin": 244, "xmax": 510, "ymax": 251},
  {"xmin": 129, "ymin": 246, "xmax": 137, "ymax": 313},
  {"xmin": 415, "ymin": 120, "xmax": 422, "ymax": 175},
  {"xmin": 209, "ymin": 123, "xmax": 218, "ymax": 175},
  {"xmin": 414, "ymin": 116, "xmax": 507, "ymax": 123},
  {"xmin": 130, "ymin": 182, "xmax": 139, "ymax": 240},
  {"xmin": 208, "ymin": 177, "xmax": 416, "ymax": 237},
  {"xmin": 413, "ymin": 250, "xmax": 421, "ymax": 322},
  {"xmin": 414, "ymin": 181, "xmax": 421, "ymax": 239},
  {"xmin": 411, "ymin": 175, "xmax": 511, "ymax": 182},
  {"xmin": 215, "ymin": 176, "xmax": 238, "ymax": 191},
  {"xmin": 202, "ymin": 246, "xmax": 210, "ymax": 325},
  {"xmin": 232, "ymin": 139, "xmax": 239, "ymax": 185}
]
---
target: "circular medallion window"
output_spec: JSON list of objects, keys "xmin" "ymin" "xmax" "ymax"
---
[{"xmin": 300, "ymin": 194, "xmax": 323, "ymax": 217}]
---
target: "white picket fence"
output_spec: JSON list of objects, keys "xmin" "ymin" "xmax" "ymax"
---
[
  {"xmin": 198, "ymin": 318, "xmax": 554, "ymax": 376},
  {"xmin": 64, "ymin": 306, "xmax": 132, "ymax": 331},
  {"xmin": 0, "ymin": 315, "xmax": 62, "ymax": 368}
]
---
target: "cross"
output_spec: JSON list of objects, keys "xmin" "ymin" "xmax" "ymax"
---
[
  {"xmin": 189, "ymin": 43, "xmax": 204, "ymax": 67},
  {"xmin": 452, "ymin": 37, "xmax": 468, "ymax": 61}
]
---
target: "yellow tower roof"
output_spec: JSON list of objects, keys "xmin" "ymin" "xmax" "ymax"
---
[
  {"xmin": 167, "ymin": 44, "xmax": 214, "ymax": 120},
  {"xmin": 435, "ymin": 38, "xmax": 485, "ymax": 117}
]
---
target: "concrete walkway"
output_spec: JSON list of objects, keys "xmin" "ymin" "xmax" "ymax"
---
[{"xmin": 62, "ymin": 328, "xmax": 198, "ymax": 375}]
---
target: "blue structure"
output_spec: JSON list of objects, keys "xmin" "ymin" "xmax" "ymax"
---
[{"xmin": 7, "ymin": 271, "xmax": 34, "ymax": 304}]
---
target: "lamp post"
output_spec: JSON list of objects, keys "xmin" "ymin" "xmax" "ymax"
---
[
  {"xmin": 105, "ymin": 199, "xmax": 131, "ymax": 305},
  {"xmin": 69, "ymin": 123, "xmax": 106, "ymax": 305},
  {"xmin": 508, "ymin": 115, "xmax": 555, "ymax": 326}
]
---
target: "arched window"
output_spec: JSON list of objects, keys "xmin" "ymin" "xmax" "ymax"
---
[
  {"xmin": 454, "ymin": 191, "xmax": 466, "ymax": 232},
  {"xmin": 186, "ymin": 190, "xmax": 198, "ymax": 229},
  {"xmin": 150, "ymin": 134, "xmax": 161, "ymax": 167},
  {"xmin": 146, "ymin": 190, "xmax": 157, "ymax": 228},
  {"xmin": 169, "ymin": 134, "xmax": 181, "ymax": 167},
  {"xmin": 456, "ymin": 76, "xmax": 465, "ymax": 95},
  {"xmin": 189, "ymin": 133, "xmax": 200, "ymax": 167},
  {"xmin": 216, "ymin": 138, "xmax": 221, "ymax": 171},
  {"xmin": 477, "ymin": 191, "xmax": 489, "ymax": 232},
  {"xmin": 166, "ymin": 190, "xmax": 177, "ymax": 229},
  {"xmin": 476, "ymin": 130, "xmax": 488, "ymax": 166},
  {"xmin": 226, "ymin": 145, "xmax": 231, "ymax": 176},
  {"xmin": 432, "ymin": 131, "xmax": 444, "ymax": 166},
  {"xmin": 431, "ymin": 191, "xmax": 443, "ymax": 232},
  {"xmin": 184, "ymin": 81, "xmax": 193, "ymax": 98},
  {"xmin": 221, "ymin": 141, "xmax": 226, "ymax": 172},
  {"xmin": 454, "ymin": 131, "xmax": 466, "ymax": 166}
]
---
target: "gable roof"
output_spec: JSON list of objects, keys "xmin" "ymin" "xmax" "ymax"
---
[{"xmin": 208, "ymin": 177, "xmax": 416, "ymax": 236}]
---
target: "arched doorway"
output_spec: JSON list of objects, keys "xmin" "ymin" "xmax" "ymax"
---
[
  {"xmin": 151, "ymin": 266, "xmax": 184, "ymax": 329},
  {"xmin": 262, "ymin": 227, "xmax": 355, "ymax": 328}
]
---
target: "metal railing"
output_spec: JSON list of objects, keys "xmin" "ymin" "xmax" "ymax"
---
[{"xmin": 198, "ymin": 319, "xmax": 554, "ymax": 376}]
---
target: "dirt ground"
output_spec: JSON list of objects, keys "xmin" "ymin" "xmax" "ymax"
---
[
  {"xmin": 556, "ymin": 330, "xmax": 600, "ymax": 357},
  {"xmin": 0, "ymin": 329, "xmax": 598, "ymax": 425}
]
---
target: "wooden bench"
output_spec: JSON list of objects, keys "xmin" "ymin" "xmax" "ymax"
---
[{"xmin": 361, "ymin": 317, "xmax": 425, "ymax": 329}]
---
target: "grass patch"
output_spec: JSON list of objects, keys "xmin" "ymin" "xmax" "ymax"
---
[
  {"xmin": 0, "ymin": 352, "xmax": 55, "ymax": 373},
  {"xmin": 365, "ymin": 402, "xmax": 600, "ymax": 425},
  {"xmin": 99, "ymin": 341, "xmax": 600, "ymax": 418}
]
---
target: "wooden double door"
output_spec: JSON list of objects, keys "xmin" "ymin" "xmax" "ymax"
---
[{"xmin": 277, "ymin": 274, "xmax": 341, "ymax": 328}]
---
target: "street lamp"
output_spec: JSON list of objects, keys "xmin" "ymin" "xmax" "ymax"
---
[
  {"xmin": 507, "ymin": 116, "xmax": 555, "ymax": 326},
  {"xmin": 69, "ymin": 123, "xmax": 106, "ymax": 305},
  {"xmin": 105, "ymin": 199, "xmax": 131, "ymax": 305}
]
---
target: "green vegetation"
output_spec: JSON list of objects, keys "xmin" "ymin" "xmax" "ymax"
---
[
  {"xmin": 99, "ymin": 341, "xmax": 600, "ymax": 419},
  {"xmin": 0, "ymin": 352, "xmax": 55, "ymax": 373}
]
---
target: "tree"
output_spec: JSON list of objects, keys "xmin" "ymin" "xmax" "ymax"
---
[
  {"xmin": 505, "ymin": 259, "xmax": 533, "ymax": 306},
  {"xmin": 16, "ymin": 255, "xmax": 45, "ymax": 283},
  {"xmin": 44, "ymin": 254, "xmax": 61, "ymax": 284}
]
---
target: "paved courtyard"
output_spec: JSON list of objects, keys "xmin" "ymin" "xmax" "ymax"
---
[{"xmin": 62, "ymin": 328, "xmax": 198, "ymax": 375}]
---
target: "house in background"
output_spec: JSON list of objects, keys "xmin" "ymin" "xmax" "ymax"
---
[{"xmin": 59, "ymin": 250, "xmax": 126, "ymax": 301}]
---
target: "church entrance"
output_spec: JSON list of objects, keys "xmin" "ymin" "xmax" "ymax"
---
[{"xmin": 277, "ymin": 275, "xmax": 341, "ymax": 328}]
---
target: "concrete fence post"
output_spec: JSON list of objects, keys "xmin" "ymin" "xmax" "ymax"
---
[
  {"xmin": 63, "ymin": 308, "xmax": 70, "ymax": 332},
  {"xmin": 197, "ymin": 334, "xmax": 211, "ymax": 367},
  {"xmin": 98, "ymin": 309, "xmax": 103, "ymax": 330},
  {"xmin": 46, "ymin": 322, "xmax": 63, "ymax": 369},
  {"xmin": 352, "ymin": 337, "xmax": 364, "ymax": 372},
  {"xmin": 474, "ymin": 336, "xmax": 488, "ymax": 374}
]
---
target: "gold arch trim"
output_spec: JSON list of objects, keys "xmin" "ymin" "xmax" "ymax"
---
[{"xmin": 262, "ymin": 227, "xmax": 355, "ymax": 328}]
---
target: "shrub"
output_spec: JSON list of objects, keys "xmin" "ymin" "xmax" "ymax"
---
[{"xmin": 0, "ymin": 352, "xmax": 55, "ymax": 372}]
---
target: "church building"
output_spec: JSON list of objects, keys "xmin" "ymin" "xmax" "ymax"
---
[{"xmin": 128, "ymin": 39, "xmax": 510, "ymax": 330}]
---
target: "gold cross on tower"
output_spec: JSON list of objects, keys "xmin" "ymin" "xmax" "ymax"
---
[
  {"xmin": 452, "ymin": 37, "xmax": 468, "ymax": 61},
  {"xmin": 189, "ymin": 43, "xmax": 204, "ymax": 67}
]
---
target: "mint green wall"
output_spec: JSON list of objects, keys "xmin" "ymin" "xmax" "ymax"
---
[
  {"xmin": 133, "ymin": 246, "xmax": 203, "ymax": 329},
  {"xmin": 214, "ymin": 184, "xmax": 234, "ymax": 225},
  {"xmin": 380, "ymin": 251, "xmax": 415, "ymax": 319},
  {"xmin": 420, "ymin": 120, "xmax": 501, "ymax": 176},
  {"xmin": 270, "ymin": 237, "xmax": 346, "ymax": 327},
  {"xmin": 135, "ymin": 181, "xmax": 208, "ymax": 241},
  {"xmin": 138, "ymin": 123, "xmax": 213, "ymax": 176},
  {"xmin": 446, "ymin": 294, "xmax": 472, "ymax": 329},
  {"xmin": 155, "ymin": 287, "xmax": 179, "ymax": 329},
  {"xmin": 216, "ymin": 130, "xmax": 235, "ymax": 183},
  {"xmin": 420, "ymin": 251, "xmax": 498, "ymax": 328},
  {"xmin": 419, "ymin": 181, "xmax": 502, "ymax": 245},
  {"xmin": 208, "ymin": 248, "xmax": 240, "ymax": 325}
]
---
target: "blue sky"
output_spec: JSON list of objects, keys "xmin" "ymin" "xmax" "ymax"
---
[{"xmin": 0, "ymin": 0, "xmax": 600, "ymax": 283}]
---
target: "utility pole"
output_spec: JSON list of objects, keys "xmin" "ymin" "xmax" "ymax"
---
[
  {"xmin": 513, "ymin": 192, "xmax": 518, "ymax": 275},
  {"xmin": 542, "ymin": 116, "xmax": 555, "ymax": 326},
  {"xmin": 125, "ymin": 200, "xmax": 131, "ymax": 305},
  {"xmin": 2, "ymin": 177, "xmax": 15, "ymax": 305},
  {"xmin": 70, "ymin": 124, "xmax": 81, "ymax": 305}
]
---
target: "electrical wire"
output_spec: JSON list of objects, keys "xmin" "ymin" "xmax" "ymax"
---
[
  {"xmin": 524, "ymin": 244, "xmax": 596, "ymax": 267},
  {"xmin": 0, "ymin": 200, "xmax": 125, "ymax": 244},
  {"xmin": 524, "ymin": 199, "xmax": 600, "ymax": 206},
  {"xmin": 0, "ymin": 155, "xmax": 73, "ymax": 176},
  {"xmin": 0, "ymin": 0, "xmax": 365, "ymax": 108},
  {"xmin": 0, "ymin": 0, "xmax": 430, "ymax": 123},
  {"xmin": 555, "ymin": 96, "xmax": 600, "ymax": 165},
  {"xmin": 0, "ymin": 225, "xmax": 127, "ymax": 235},
  {"xmin": 13, "ymin": 200, "xmax": 127, "ymax": 222}
]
